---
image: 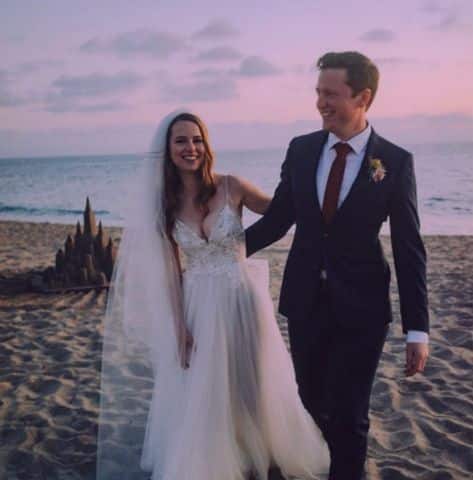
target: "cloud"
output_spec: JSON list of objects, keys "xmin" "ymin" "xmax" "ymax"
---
[
  {"xmin": 374, "ymin": 57, "xmax": 415, "ymax": 66},
  {"xmin": 192, "ymin": 57, "xmax": 282, "ymax": 79},
  {"xmin": 232, "ymin": 56, "xmax": 282, "ymax": 77},
  {"xmin": 43, "ymin": 71, "xmax": 143, "ymax": 113},
  {"xmin": 192, "ymin": 68, "xmax": 228, "ymax": 78},
  {"xmin": 192, "ymin": 19, "xmax": 239, "ymax": 40},
  {"xmin": 194, "ymin": 46, "xmax": 242, "ymax": 62},
  {"xmin": 80, "ymin": 29, "xmax": 186, "ymax": 59},
  {"xmin": 0, "ymin": 70, "xmax": 9, "ymax": 83},
  {"xmin": 420, "ymin": 0, "xmax": 443, "ymax": 13},
  {"xmin": 0, "ymin": 33, "xmax": 25, "ymax": 45},
  {"xmin": 0, "ymin": 88, "xmax": 41, "ymax": 108},
  {"xmin": 291, "ymin": 64, "xmax": 312, "ymax": 75},
  {"xmin": 0, "ymin": 60, "xmax": 65, "ymax": 81},
  {"xmin": 80, "ymin": 37, "xmax": 102, "ymax": 52},
  {"xmin": 1, "ymin": 69, "xmax": 145, "ymax": 112},
  {"xmin": 161, "ymin": 77, "xmax": 237, "ymax": 102},
  {"xmin": 73, "ymin": 102, "xmax": 127, "ymax": 112},
  {"xmin": 0, "ymin": 90, "xmax": 26, "ymax": 107},
  {"xmin": 44, "ymin": 100, "xmax": 128, "ymax": 113},
  {"xmin": 0, "ymin": 63, "xmax": 66, "ymax": 109},
  {"xmin": 420, "ymin": 1, "xmax": 470, "ymax": 31},
  {"xmin": 0, "ymin": 70, "xmax": 27, "ymax": 107},
  {"xmin": 429, "ymin": 11, "xmax": 461, "ymax": 30},
  {"xmin": 15, "ymin": 60, "xmax": 64, "ymax": 75},
  {"xmin": 359, "ymin": 29, "xmax": 396, "ymax": 43},
  {"xmin": 50, "ymin": 71, "xmax": 144, "ymax": 99},
  {"xmin": 0, "ymin": 61, "xmax": 65, "ymax": 102}
]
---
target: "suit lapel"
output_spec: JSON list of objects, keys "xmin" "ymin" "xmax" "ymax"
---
[
  {"xmin": 300, "ymin": 131, "xmax": 328, "ymax": 217},
  {"xmin": 335, "ymin": 129, "xmax": 381, "ymax": 220}
]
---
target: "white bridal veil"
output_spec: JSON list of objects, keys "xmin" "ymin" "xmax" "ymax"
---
[{"xmin": 96, "ymin": 110, "xmax": 188, "ymax": 479}]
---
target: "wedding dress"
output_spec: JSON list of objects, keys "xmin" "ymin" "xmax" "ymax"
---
[
  {"xmin": 96, "ymin": 110, "xmax": 329, "ymax": 480},
  {"xmin": 138, "ymin": 177, "xmax": 329, "ymax": 480}
]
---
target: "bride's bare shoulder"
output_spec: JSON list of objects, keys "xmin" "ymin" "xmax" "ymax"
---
[
  {"xmin": 225, "ymin": 174, "xmax": 249, "ymax": 192},
  {"xmin": 213, "ymin": 173, "xmax": 240, "ymax": 191},
  {"xmin": 228, "ymin": 174, "xmax": 265, "ymax": 196},
  {"xmin": 213, "ymin": 174, "xmax": 245, "ymax": 205}
]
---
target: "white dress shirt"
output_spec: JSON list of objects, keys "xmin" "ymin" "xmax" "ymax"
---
[{"xmin": 316, "ymin": 125, "xmax": 428, "ymax": 344}]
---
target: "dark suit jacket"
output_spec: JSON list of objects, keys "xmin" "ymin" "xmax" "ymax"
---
[{"xmin": 245, "ymin": 129, "xmax": 429, "ymax": 333}]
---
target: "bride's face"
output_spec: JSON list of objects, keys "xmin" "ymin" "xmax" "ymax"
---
[{"xmin": 169, "ymin": 120, "xmax": 206, "ymax": 174}]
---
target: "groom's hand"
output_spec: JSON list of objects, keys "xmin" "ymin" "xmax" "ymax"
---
[{"xmin": 405, "ymin": 342, "xmax": 429, "ymax": 377}]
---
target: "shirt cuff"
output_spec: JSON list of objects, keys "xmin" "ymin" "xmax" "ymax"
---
[{"xmin": 406, "ymin": 330, "xmax": 429, "ymax": 344}]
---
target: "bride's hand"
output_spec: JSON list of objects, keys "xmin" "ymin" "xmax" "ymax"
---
[{"xmin": 179, "ymin": 327, "xmax": 194, "ymax": 369}]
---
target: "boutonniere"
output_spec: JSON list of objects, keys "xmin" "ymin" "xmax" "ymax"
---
[{"xmin": 369, "ymin": 158, "xmax": 387, "ymax": 183}]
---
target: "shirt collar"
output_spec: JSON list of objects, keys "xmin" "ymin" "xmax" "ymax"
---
[{"xmin": 326, "ymin": 124, "xmax": 372, "ymax": 155}]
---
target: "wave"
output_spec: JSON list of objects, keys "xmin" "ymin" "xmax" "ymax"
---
[{"xmin": 0, "ymin": 203, "xmax": 110, "ymax": 217}]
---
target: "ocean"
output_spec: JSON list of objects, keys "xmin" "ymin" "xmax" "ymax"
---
[{"xmin": 1, "ymin": 142, "xmax": 472, "ymax": 234}]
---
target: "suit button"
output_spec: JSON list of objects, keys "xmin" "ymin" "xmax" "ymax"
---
[{"xmin": 323, "ymin": 232, "xmax": 329, "ymax": 238}]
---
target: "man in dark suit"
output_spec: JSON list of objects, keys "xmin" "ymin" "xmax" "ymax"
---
[{"xmin": 246, "ymin": 51, "xmax": 429, "ymax": 480}]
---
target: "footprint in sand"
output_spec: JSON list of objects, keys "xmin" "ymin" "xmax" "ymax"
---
[
  {"xmin": 50, "ymin": 347, "xmax": 71, "ymax": 363},
  {"xmin": 30, "ymin": 378, "xmax": 62, "ymax": 395}
]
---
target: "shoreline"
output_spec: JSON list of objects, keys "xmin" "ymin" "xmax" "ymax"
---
[
  {"xmin": 2, "ymin": 217, "xmax": 473, "ymax": 234},
  {"xmin": 0, "ymin": 220, "xmax": 472, "ymax": 479},
  {"xmin": 1, "ymin": 218, "xmax": 472, "ymax": 236}
]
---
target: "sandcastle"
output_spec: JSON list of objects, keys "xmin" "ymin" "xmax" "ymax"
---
[{"xmin": 39, "ymin": 198, "xmax": 117, "ymax": 292}]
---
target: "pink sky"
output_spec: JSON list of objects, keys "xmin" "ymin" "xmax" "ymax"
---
[{"xmin": 1, "ymin": 0, "xmax": 472, "ymax": 156}]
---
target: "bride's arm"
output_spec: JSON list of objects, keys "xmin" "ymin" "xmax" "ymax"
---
[{"xmin": 228, "ymin": 175, "xmax": 271, "ymax": 215}]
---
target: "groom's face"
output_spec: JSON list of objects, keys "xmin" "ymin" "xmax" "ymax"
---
[{"xmin": 316, "ymin": 68, "xmax": 366, "ymax": 138}]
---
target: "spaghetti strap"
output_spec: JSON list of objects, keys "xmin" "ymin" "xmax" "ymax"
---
[{"xmin": 223, "ymin": 175, "xmax": 229, "ymax": 205}]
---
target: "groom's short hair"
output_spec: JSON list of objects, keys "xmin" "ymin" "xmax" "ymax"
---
[{"xmin": 317, "ymin": 51, "xmax": 379, "ymax": 109}]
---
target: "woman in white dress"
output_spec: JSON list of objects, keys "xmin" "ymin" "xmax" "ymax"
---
[{"xmin": 96, "ymin": 110, "xmax": 329, "ymax": 480}]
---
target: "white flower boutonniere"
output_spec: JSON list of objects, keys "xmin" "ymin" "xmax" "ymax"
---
[{"xmin": 369, "ymin": 158, "xmax": 387, "ymax": 183}]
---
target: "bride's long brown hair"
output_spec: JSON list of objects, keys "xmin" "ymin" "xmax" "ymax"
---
[{"xmin": 163, "ymin": 112, "xmax": 217, "ymax": 245}]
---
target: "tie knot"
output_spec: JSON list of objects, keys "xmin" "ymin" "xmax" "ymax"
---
[{"xmin": 333, "ymin": 142, "xmax": 352, "ymax": 158}]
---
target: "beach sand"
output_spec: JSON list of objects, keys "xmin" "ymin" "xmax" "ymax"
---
[{"xmin": 0, "ymin": 220, "xmax": 471, "ymax": 479}]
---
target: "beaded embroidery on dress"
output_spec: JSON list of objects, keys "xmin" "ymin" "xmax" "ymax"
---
[
  {"xmin": 174, "ymin": 202, "xmax": 246, "ymax": 282},
  {"xmin": 139, "ymin": 176, "xmax": 329, "ymax": 480}
]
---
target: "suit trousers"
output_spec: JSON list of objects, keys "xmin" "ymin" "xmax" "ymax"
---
[{"xmin": 287, "ymin": 279, "xmax": 389, "ymax": 480}]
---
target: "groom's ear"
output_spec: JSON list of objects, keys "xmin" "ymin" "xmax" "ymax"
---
[{"xmin": 357, "ymin": 88, "xmax": 373, "ymax": 111}]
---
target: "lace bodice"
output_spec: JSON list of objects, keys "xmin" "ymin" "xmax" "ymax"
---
[{"xmin": 173, "ymin": 199, "xmax": 245, "ymax": 278}]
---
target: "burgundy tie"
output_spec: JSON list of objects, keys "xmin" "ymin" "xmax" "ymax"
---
[{"xmin": 322, "ymin": 142, "xmax": 352, "ymax": 224}]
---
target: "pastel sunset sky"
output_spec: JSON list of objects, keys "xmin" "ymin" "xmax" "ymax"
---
[{"xmin": 1, "ymin": 0, "xmax": 472, "ymax": 156}]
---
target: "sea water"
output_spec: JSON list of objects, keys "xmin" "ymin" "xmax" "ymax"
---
[{"xmin": 1, "ymin": 142, "xmax": 472, "ymax": 234}]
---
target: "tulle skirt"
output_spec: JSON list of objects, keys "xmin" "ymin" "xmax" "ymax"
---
[{"xmin": 140, "ymin": 259, "xmax": 329, "ymax": 480}]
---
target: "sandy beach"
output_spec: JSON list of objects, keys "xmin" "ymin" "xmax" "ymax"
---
[{"xmin": 0, "ymin": 220, "xmax": 471, "ymax": 479}]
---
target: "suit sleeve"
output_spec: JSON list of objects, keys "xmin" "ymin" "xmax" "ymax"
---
[
  {"xmin": 389, "ymin": 154, "xmax": 429, "ymax": 333},
  {"xmin": 245, "ymin": 140, "xmax": 296, "ymax": 257}
]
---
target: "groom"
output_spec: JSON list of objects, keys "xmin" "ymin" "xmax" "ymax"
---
[{"xmin": 246, "ymin": 51, "xmax": 429, "ymax": 479}]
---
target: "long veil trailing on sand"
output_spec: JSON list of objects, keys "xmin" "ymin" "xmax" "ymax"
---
[{"xmin": 96, "ymin": 110, "xmax": 188, "ymax": 479}]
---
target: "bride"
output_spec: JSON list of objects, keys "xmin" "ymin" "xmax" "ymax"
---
[{"xmin": 96, "ymin": 110, "xmax": 329, "ymax": 480}]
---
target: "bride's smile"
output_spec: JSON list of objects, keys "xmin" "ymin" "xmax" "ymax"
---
[{"xmin": 169, "ymin": 120, "xmax": 206, "ymax": 172}]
